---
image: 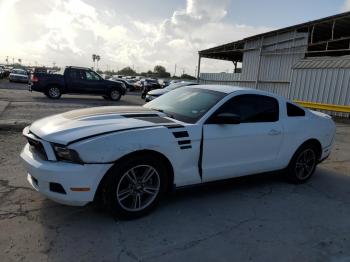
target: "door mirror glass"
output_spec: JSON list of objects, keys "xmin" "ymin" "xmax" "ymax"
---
[{"xmin": 211, "ymin": 113, "xmax": 241, "ymax": 124}]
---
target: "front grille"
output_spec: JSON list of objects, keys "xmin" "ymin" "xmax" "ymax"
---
[{"xmin": 27, "ymin": 137, "xmax": 48, "ymax": 160}]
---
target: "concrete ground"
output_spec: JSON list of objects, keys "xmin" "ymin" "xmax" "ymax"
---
[{"xmin": 1, "ymin": 79, "xmax": 350, "ymax": 262}]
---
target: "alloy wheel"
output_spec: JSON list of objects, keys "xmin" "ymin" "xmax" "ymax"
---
[
  {"xmin": 48, "ymin": 87, "xmax": 60, "ymax": 98},
  {"xmin": 116, "ymin": 165, "xmax": 160, "ymax": 212},
  {"xmin": 294, "ymin": 148, "xmax": 316, "ymax": 180}
]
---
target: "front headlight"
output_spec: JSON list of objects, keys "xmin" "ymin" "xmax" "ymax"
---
[
  {"xmin": 146, "ymin": 94, "xmax": 154, "ymax": 101},
  {"xmin": 53, "ymin": 144, "xmax": 83, "ymax": 163}
]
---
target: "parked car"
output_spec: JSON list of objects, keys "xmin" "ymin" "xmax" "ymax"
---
[
  {"xmin": 20, "ymin": 85, "xmax": 336, "ymax": 219},
  {"xmin": 145, "ymin": 81, "xmax": 198, "ymax": 102},
  {"xmin": 29, "ymin": 66, "xmax": 126, "ymax": 101},
  {"xmin": 0, "ymin": 68, "xmax": 4, "ymax": 78},
  {"xmin": 110, "ymin": 77, "xmax": 136, "ymax": 91},
  {"xmin": 9, "ymin": 68, "xmax": 29, "ymax": 83},
  {"xmin": 160, "ymin": 79, "xmax": 170, "ymax": 87},
  {"xmin": 141, "ymin": 78, "xmax": 162, "ymax": 99}
]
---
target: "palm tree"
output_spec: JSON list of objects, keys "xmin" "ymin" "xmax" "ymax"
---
[
  {"xmin": 92, "ymin": 54, "xmax": 97, "ymax": 69},
  {"xmin": 96, "ymin": 55, "xmax": 101, "ymax": 70}
]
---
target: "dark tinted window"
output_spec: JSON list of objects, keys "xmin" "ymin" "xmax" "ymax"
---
[
  {"xmin": 287, "ymin": 102, "xmax": 305, "ymax": 117},
  {"xmin": 69, "ymin": 69, "xmax": 84, "ymax": 80},
  {"xmin": 215, "ymin": 94, "xmax": 279, "ymax": 123}
]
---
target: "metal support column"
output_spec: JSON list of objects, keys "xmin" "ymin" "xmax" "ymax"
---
[{"xmin": 197, "ymin": 55, "xmax": 201, "ymax": 83}]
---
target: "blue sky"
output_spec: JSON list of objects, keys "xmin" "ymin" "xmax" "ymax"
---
[
  {"xmin": 226, "ymin": 0, "xmax": 347, "ymax": 27},
  {"xmin": 0, "ymin": 0, "xmax": 348, "ymax": 74}
]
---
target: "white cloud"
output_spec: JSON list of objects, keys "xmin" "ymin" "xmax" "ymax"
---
[
  {"xmin": 343, "ymin": 0, "xmax": 350, "ymax": 11},
  {"xmin": 0, "ymin": 0, "xmax": 272, "ymax": 74}
]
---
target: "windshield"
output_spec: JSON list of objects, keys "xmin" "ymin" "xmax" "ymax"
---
[
  {"xmin": 144, "ymin": 87, "xmax": 225, "ymax": 123},
  {"xmin": 12, "ymin": 69, "xmax": 26, "ymax": 75}
]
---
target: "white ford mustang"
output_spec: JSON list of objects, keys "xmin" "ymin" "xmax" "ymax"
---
[{"xmin": 20, "ymin": 85, "xmax": 336, "ymax": 219}]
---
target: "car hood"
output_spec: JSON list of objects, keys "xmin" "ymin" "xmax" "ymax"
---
[
  {"xmin": 148, "ymin": 88, "xmax": 168, "ymax": 96},
  {"xmin": 28, "ymin": 106, "xmax": 175, "ymax": 145}
]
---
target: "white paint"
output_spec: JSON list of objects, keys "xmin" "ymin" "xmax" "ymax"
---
[{"xmin": 20, "ymin": 85, "xmax": 336, "ymax": 206}]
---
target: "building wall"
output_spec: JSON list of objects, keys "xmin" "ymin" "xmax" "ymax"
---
[
  {"xmin": 201, "ymin": 30, "xmax": 309, "ymax": 97},
  {"xmin": 289, "ymin": 66, "xmax": 350, "ymax": 117},
  {"xmin": 199, "ymin": 30, "xmax": 349, "ymax": 117}
]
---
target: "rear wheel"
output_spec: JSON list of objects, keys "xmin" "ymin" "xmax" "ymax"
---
[
  {"xmin": 109, "ymin": 89, "xmax": 121, "ymax": 101},
  {"xmin": 103, "ymin": 155, "xmax": 167, "ymax": 219},
  {"xmin": 46, "ymin": 86, "xmax": 61, "ymax": 99},
  {"xmin": 286, "ymin": 144, "xmax": 319, "ymax": 184}
]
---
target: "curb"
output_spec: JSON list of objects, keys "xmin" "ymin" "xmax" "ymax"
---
[{"xmin": 0, "ymin": 120, "xmax": 30, "ymax": 131}]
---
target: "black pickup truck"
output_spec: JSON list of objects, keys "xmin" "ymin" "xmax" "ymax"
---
[{"xmin": 29, "ymin": 66, "xmax": 126, "ymax": 101}]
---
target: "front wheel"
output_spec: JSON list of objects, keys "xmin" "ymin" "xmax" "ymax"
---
[
  {"xmin": 109, "ymin": 89, "xmax": 121, "ymax": 101},
  {"xmin": 285, "ymin": 144, "xmax": 319, "ymax": 184},
  {"xmin": 103, "ymin": 155, "xmax": 167, "ymax": 219},
  {"xmin": 46, "ymin": 86, "xmax": 61, "ymax": 99}
]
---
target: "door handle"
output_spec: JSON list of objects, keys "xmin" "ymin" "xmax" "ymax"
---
[{"xmin": 268, "ymin": 129, "xmax": 281, "ymax": 136}]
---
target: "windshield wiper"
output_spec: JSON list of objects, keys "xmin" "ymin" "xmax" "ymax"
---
[{"xmin": 150, "ymin": 108, "xmax": 174, "ymax": 119}]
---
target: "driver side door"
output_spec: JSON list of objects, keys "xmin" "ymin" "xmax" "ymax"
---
[{"xmin": 202, "ymin": 94, "xmax": 283, "ymax": 182}]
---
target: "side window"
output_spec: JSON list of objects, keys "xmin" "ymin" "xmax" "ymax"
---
[
  {"xmin": 84, "ymin": 71, "xmax": 100, "ymax": 81},
  {"xmin": 216, "ymin": 94, "xmax": 279, "ymax": 123},
  {"xmin": 287, "ymin": 102, "xmax": 305, "ymax": 117},
  {"xmin": 69, "ymin": 70, "xmax": 84, "ymax": 80}
]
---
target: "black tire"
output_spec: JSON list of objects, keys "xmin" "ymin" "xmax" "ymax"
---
[
  {"xmin": 285, "ymin": 143, "xmax": 319, "ymax": 184},
  {"xmin": 103, "ymin": 155, "xmax": 167, "ymax": 220},
  {"xmin": 109, "ymin": 89, "xmax": 121, "ymax": 101},
  {"xmin": 46, "ymin": 86, "xmax": 61, "ymax": 99},
  {"xmin": 102, "ymin": 95, "xmax": 110, "ymax": 100}
]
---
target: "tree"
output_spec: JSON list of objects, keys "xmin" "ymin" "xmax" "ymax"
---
[
  {"xmin": 96, "ymin": 55, "xmax": 101, "ymax": 70},
  {"xmin": 154, "ymin": 65, "xmax": 166, "ymax": 75},
  {"xmin": 180, "ymin": 73, "xmax": 196, "ymax": 80},
  {"xmin": 153, "ymin": 65, "xmax": 171, "ymax": 77},
  {"xmin": 92, "ymin": 54, "xmax": 96, "ymax": 69},
  {"xmin": 117, "ymin": 66, "xmax": 136, "ymax": 76}
]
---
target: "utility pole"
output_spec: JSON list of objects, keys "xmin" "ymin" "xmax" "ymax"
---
[
  {"xmin": 194, "ymin": 65, "xmax": 197, "ymax": 78},
  {"xmin": 174, "ymin": 64, "xmax": 177, "ymax": 77}
]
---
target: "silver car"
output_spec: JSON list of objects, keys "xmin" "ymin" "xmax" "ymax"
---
[{"xmin": 9, "ymin": 69, "xmax": 29, "ymax": 83}]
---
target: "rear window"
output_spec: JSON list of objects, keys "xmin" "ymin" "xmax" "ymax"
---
[{"xmin": 287, "ymin": 103, "xmax": 305, "ymax": 117}]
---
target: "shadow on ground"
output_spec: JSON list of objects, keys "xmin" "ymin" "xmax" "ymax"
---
[{"xmin": 34, "ymin": 167, "xmax": 350, "ymax": 262}]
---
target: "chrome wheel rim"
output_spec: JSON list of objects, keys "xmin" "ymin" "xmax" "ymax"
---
[
  {"xmin": 49, "ymin": 87, "xmax": 60, "ymax": 98},
  {"xmin": 295, "ymin": 149, "xmax": 316, "ymax": 180},
  {"xmin": 116, "ymin": 165, "xmax": 160, "ymax": 212},
  {"xmin": 111, "ymin": 90, "xmax": 120, "ymax": 100}
]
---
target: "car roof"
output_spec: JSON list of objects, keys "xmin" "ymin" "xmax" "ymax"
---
[
  {"xmin": 192, "ymin": 85, "xmax": 282, "ymax": 98},
  {"xmin": 191, "ymin": 85, "xmax": 253, "ymax": 94}
]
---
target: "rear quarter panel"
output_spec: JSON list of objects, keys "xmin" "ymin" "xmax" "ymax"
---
[{"xmin": 279, "ymin": 110, "xmax": 335, "ymax": 167}]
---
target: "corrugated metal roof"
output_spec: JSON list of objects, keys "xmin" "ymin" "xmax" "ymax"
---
[{"xmin": 292, "ymin": 58, "xmax": 350, "ymax": 69}]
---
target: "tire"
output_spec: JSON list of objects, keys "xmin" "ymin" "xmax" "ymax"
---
[
  {"xmin": 285, "ymin": 143, "xmax": 319, "ymax": 184},
  {"xmin": 46, "ymin": 86, "xmax": 61, "ymax": 99},
  {"xmin": 109, "ymin": 89, "xmax": 121, "ymax": 101},
  {"xmin": 102, "ymin": 95, "xmax": 110, "ymax": 100},
  {"xmin": 103, "ymin": 155, "xmax": 167, "ymax": 220}
]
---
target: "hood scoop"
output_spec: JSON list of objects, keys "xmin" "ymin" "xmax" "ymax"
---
[
  {"xmin": 61, "ymin": 106, "xmax": 155, "ymax": 120},
  {"xmin": 121, "ymin": 114, "xmax": 175, "ymax": 124}
]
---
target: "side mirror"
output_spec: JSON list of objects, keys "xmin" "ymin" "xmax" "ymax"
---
[{"xmin": 211, "ymin": 113, "xmax": 241, "ymax": 124}]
